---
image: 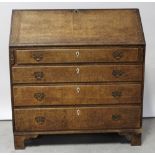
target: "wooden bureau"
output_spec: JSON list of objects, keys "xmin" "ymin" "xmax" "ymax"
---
[{"xmin": 9, "ymin": 9, "xmax": 145, "ymax": 149}]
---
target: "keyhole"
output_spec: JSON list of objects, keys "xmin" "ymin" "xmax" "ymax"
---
[
  {"xmin": 76, "ymin": 68, "xmax": 80, "ymax": 74},
  {"xmin": 76, "ymin": 51, "xmax": 80, "ymax": 57},
  {"xmin": 76, "ymin": 87, "xmax": 80, "ymax": 93},
  {"xmin": 77, "ymin": 109, "xmax": 80, "ymax": 116}
]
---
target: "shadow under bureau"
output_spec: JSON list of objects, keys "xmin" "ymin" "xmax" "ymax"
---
[{"xmin": 9, "ymin": 9, "xmax": 145, "ymax": 149}]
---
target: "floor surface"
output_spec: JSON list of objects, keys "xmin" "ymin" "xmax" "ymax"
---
[{"xmin": 0, "ymin": 118, "xmax": 155, "ymax": 153}]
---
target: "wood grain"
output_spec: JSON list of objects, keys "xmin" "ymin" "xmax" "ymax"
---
[
  {"xmin": 10, "ymin": 9, "xmax": 145, "ymax": 148},
  {"xmin": 10, "ymin": 9, "xmax": 145, "ymax": 46},
  {"xmin": 12, "ymin": 65, "xmax": 143, "ymax": 83},
  {"xmin": 14, "ymin": 106, "xmax": 141, "ymax": 132},
  {"xmin": 15, "ymin": 48, "xmax": 142, "ymax": 64},
  {"xmin": 13, "ymin": 84, "xmax": 141, "ymax": 106}
]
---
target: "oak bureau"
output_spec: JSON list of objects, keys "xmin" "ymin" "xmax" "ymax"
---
[{"xmin": 9, "ymin": 9, "xmax": 145, "ymax": 149}]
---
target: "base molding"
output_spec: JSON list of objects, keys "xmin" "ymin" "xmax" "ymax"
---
[{"xmin": 14, "ymin": 129, "xmax": 142, "ymax": 149}]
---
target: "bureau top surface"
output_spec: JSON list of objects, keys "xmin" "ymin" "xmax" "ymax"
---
[{"xmin": 10, "ymin": 9, "xmax": 145, "ymax": 47}]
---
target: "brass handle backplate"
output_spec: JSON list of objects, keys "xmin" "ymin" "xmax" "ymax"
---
[
  {"xmin": 34, "ymin": 92, "xmax": 45, "ymax": 101},
  {"xmin": 112, "ymin": 70, "xmax": 124, "ymax": 78},
  {"xmin": 112, "ymin": 114, "xmax": 121, "ymax": 121},
  {"xmin": 112, "ymin": 91, "xmax": 122, "ymax": 98},
  {"xmin": 35, "ymin": 116, "xmax": 45, "ymax": 125},
  {"xmin": 32, "ymin": 52, "xmax": 43, "ymax": 62},
  {"xmin": 112, "ymin": 51, "xmax": 123, "ymax": 60},
  {"xmin": 34, "ymin": 72, "xmax": 44, "ymax": 80}
]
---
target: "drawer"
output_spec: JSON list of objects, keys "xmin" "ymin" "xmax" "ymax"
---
[
  {"xmin": 14, "ymin": 106, "xmax": 141, "ymax": 132},
  {"xmin": 12, "ymin": 65, "xmax": 142, "ymax": 83},
  {"xmin": 15, "ymin": 48, "xmax": 142, "ymax": 64},
  {"xmin": 13, "ymin": 84, "xmax": 141, "ymax": 106}
]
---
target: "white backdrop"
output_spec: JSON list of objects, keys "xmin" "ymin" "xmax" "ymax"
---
[{"xmin": 0, "ymin": 2, "xmax": 155, "ymax": 120}]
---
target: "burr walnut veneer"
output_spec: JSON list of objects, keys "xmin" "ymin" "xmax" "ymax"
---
[{"xmin": 9, "ymin": 9, "xmax": 145, "ymax": 149}]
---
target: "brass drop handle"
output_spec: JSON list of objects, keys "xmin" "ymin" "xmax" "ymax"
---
[
  {"xmin": 112, "ymin": 70, "xmax": 124, "ymax": 78},
  {"xmin": 32, "ymin": 52, "xmax": 43, "ymax": 62},
  {"xmin": 112, "ymin": 114, "xmax": 121, "ymax": 121},
  {"xmin": 76, "ymin": 68, "xmax": 80, "ymax": 74},
  {"xmin": 35, "ymin": 116, "xmax": 45, "ymax": 125},
  {"xmin": 76, "ymin": 51, "xmax": 80, "ymax": 57},
  {"xmin": 112, "ymin": 51, "xmax": 123, "ymax": 60},
  {"xmin": 34, "ymin": 92, "xmax": 45, "ymax": 101},
  {"xmin": 77, "ymin": 109, "xmax": 80, "ymax": 116},
  {"xmin": 112, "ymin": 91, "xmax": 122, "ymax": 98},
  {"xmin": 76, "ymin": 87, "xmax": 80, "ymax": 93},
  {"xmin": 34, "ymin": 72, "xmax": 44, "ymax": 80}
]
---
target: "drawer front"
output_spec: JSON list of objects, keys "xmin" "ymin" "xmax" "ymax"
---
[
  {"xmin": 13, "ymin": 84, "xmax": 141, "ymax": 106},
  {"xmin": 14, "ymin": 106, "xmax": 141, "ymax": 132},
  {"xmin": 12, "ymin": 65, "xmax": 142, "ymax": 83},
  {"xmin": 15, "ymin": 48, "xmax": 142, "ymax": 64}
]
